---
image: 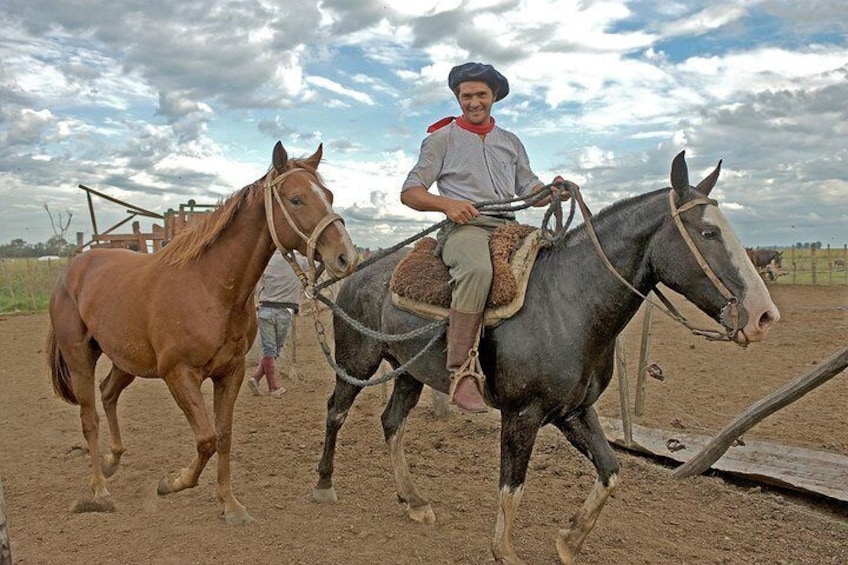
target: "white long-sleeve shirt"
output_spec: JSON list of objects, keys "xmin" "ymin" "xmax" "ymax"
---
[{"xmin": 401, "ymin": 121, "xmax": 540, "ymax": 214}]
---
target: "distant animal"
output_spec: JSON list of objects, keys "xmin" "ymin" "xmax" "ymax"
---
[
  {"xmin": 46, "ymin": 140, "xmax": 358, "ymax": 524},
  {"xmin": 745, "ymin": 248, "xmax": 784, "ymax": 281},
  {"xmin": 312, "ymin": 151, "xmax": 780, "ymax": 564}
]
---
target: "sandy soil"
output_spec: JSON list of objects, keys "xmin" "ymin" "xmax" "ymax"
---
[{"xmin": 0, "ymin": 284, "xmax": 846, "ymax": 565}]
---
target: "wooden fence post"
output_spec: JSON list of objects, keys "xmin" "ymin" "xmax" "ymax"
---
[
  {"xmin": 790, "ymin": 246, "xmax": 796, "ymax": 285},
  {"xmin": 615, "ymin": 337, "xmax": 633, "ymax": 447},
  {"xmin": 430, "ymin": 389, "xmax": 451, "ymax": 420},
  {"xmin": 827, "ymin": 244, "xmax": 832, "ymax": 285},
  {"xmin": 0, "ymin": 477, "xmax": 11, "ymax": 565},
  {"xmin": 844, "ymin": 244, "xmax": 847, "ymax": 286},
  {"xmin": 672, "ymin": 347, "xmax": 848, "ymax": 479},
  {"xmin": 635, "ymin": 302, "xmax": 654, "ymax": 417},
  {"xmin": 811, "ymin": 245, "xmax": 817, "ymax": 285}
]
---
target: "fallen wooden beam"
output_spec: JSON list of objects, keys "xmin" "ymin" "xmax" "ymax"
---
[
  {"xmin": 600, "ymin": 417, "xmax": 848, "ymax": 503},
  {"xmin": 672, "ymin": 346, "xmax": 848, "ymax": 479}
]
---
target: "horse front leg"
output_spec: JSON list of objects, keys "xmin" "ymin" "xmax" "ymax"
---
[
  {"xmin": 492, "ymin": 408, "xmax": 544, "ymax": 565},
  {"xmin": 99, "ymin": 366, "xmax": 135, "ymax": 478},
  {"xmin": 312, "ymin": 377, "xmax": 365, "ymax": 504},
  {"xmin": 552, "ymin": 406, "xmax": 620, "ymax": 564},
  {"xmin": 381, "ymin": 374, "xmax": 433, "ymax": 523},
  {"xmin": 212, "ymin": 367, "xmax": 253, "ymax": 525},
  {"xmin": 157, "ymin": 367, "xmax": 216, "ymax": 498}
]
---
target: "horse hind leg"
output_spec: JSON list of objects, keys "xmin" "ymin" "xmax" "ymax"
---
[
  {"xmin": 381, "ymin": 373, "xmax": 432, "ymax": 523},
  {"xmin": 551, "ymin": 406, "xmax": 620, "ymax": 565},
  {"xmin": 211, "ymin": 367, "xmax": 253, "ymax": 525},
  {"xmin": 99, "ymin": 367, "xmax": 135, "ymax": 478},
  {"xmin": 49, "ymin": 298, "xmax": 113, "ymax": 509}
]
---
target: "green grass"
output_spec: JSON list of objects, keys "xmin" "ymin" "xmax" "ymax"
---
[
  {"xmin": 0, "ymin": 257, "xmax": 67, "ymax": 314},
  {"xmin": 0, "ymin": 245, "xmax": 843, "ymax": 315},
  {"xmin": 770, "ymin": 246, "xmax": 848, "ymax": 286}
]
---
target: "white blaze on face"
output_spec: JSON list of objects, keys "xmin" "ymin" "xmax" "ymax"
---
[
  {"xmin": 309, "ymin": 179, "xmax": 358, "ymax": 271},
  {"xmin": 309, "ymin": 179, "xmax": 333, "ymax": 211},
  {"xmin": 702, "ymin": 206, "xmax": 780, "ymax": 338}
]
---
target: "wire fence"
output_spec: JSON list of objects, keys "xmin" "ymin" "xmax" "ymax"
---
[{"xmin": 764, "ymin": 244, "xmax": 848, "ymax": 286}]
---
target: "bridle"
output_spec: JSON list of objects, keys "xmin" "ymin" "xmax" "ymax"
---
[
  {"xmin": 667, "ymin": 189, "xmax": 746, "ymax": 341},
  {"xmin": 573, "ymin": 185, "xmax": 747, "ymax": 344},
  {"xmin": 263, "ymin": 167, "xmax": 346, "ymax": 289}
]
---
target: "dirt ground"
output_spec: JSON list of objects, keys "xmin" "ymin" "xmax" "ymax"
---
[{"xmin": 0, "ymin": 284, "xmax": 846, "ymax": 565}]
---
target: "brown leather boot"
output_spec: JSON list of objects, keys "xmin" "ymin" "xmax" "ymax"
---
[{"xmin": 446, "ymin": 309, "xmax": 488, "ymax": 413}]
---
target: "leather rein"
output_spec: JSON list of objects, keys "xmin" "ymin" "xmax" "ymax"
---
[
  {"xmin": 263, "ymin": 168, "xmax": 345, "ymax": 291},
  {"xmin": 571, "ymin": 185, "xmax": 746, "ymax": 344}
]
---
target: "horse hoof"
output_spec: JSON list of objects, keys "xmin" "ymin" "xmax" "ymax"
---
[
  {"xmin": 156, "ymin": 476, "xmax": 171, "ymax": 496},
  {"xmin": 71, "ymin": 496, "xmax": 116, "ymax": 514},
  {"xmin": 223, "ymin": 508, "xmax": 254, "ymax": 526},
  {"xmin": 407, "ymin": 503, "xmax": 436, "ymax": 524},
  {"xmin": 311, "ymin": 487, "xmax": 338, "ymax": 504},
  {"xmin": 101, "ymin": 459, "xmax": 119, "ymax": 478},
  {"xmin": 555, "ymin": 529, "xmax": 578, "ymax": 565}
]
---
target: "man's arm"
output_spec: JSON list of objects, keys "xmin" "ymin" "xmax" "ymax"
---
[{"xmin": 401, "ymin": 186, "xmax": 480, "ymax": 224}]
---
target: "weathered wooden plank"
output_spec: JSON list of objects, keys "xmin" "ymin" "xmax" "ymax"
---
[
  {"xmin": 600, "ymin": 417, "xmax": 848, "ymax": 503},
  {"xmin": 673, "ymin": 346, "xmax": 848, "ymax": 478}
]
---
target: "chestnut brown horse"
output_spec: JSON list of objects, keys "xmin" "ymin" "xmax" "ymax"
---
[{"xmin": 47, "ymin": 140, "xmax": 358, "ymax": 524}]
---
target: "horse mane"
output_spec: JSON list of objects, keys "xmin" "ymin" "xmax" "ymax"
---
[
  {"xmin": 158, "ymin": 157, "xmax": 322, "ymax": 268},
  {"xmin": 552, "ymin": 187, "xmax": 668, "ymax": 249},
  {"xmin": 158, "ymin": 181, "xmax": 261, "ymax": 267}
]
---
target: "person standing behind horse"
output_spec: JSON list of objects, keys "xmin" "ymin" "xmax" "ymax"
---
[
  {"xmin": 247, "ymin": 251, "xmax": 306, "ymax": 398},
  {"xmin": 400, "ymin": 61, "xmax": 573, "ymax": 412}
]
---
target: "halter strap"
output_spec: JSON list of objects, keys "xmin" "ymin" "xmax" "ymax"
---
[
  {"xmin": 263, "ymin": 168, "xmax": 346, "ymax": 289},
  {"xmin": 668, "ymin": 190, "xmax": 743, "ymax": 337}
]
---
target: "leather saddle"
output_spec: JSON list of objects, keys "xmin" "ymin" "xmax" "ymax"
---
[{"xmin": 389, "ymin": 223, "xmax": 542, "ymax": 327}]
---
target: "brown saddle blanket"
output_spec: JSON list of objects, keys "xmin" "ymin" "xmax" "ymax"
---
[{"xmin": 389, "ymin": 223, "xmax": 541, "ymax": 325}]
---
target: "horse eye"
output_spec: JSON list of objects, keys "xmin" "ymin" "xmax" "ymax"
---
[
  {"xmin": 289, "ymin": 196, "xmax": 303, "ymax": 206},
  {"xmin": 701, "ymin": 228, "xmax": 718, "ymax": 240}
]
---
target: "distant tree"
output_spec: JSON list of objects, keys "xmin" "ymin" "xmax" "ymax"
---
[
  {"xmin": 0, "ymin": 239, "xmax": 33, "ymax": 258},
  {"xmin": 43, "ymin": 201, "xmax": 73, "ymax": 240}
]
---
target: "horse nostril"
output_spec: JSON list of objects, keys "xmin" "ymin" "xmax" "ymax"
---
[{"xmin": 758, "ymin": 311, "xmax": 775, "ymax": 330}]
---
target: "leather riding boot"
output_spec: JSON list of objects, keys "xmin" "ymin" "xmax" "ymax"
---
[{"xmin": 446, "ymin": 309, "xmax": 488, "ymax": 413}]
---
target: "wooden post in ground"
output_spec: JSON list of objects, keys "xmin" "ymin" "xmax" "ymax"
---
[
  {"xmin": 288, "ymin": 315, "xmax": 298, "ymax": 380},
  {"xmin": 615, "ymin": 337, "xmax": 633, "ymax": 447},
  {"xmin": 673, "ymin": 347, "xmax": 848, "ymax": 479},
  {"xmin": 431, "ymin": 389, "xmax": 451, "ymax": 420},
  {"xmin": 635, "ymin": 302, "xmax": 654, "ymax": 417},
  {"xmin": 0, "ymin": 477, "xmax": 11, "ymax": 565}
]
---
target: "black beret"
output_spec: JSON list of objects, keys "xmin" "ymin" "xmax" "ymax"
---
[{"xmin": 448, "ymin": 62, "xmax": 509, "ymax": 102}]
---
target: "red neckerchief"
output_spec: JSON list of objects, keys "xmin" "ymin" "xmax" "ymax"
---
[{"xmin": 426, "ymin": 115, "xmax": 496, "ymax": 134}]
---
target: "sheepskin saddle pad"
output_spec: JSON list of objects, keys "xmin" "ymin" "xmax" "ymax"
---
[{"xmin": 389, "ymin": 223, "xmax": 542, "ymax": 327}]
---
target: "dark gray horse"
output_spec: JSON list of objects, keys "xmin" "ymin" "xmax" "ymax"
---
[{"xmin": 312, "ymin": 152, "xmax": 780, "ymax": 564}]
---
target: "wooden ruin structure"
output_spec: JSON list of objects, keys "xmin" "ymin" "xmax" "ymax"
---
[{"xmin": 75, "ymin": 184, "xmax": 217, "ymax": 253}]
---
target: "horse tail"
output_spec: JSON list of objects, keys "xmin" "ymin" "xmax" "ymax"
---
[{"xmin": 46, "ymin": 327, "xmax": 78, "ymax": 405}]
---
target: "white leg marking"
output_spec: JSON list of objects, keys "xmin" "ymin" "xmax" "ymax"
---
[
  {"xmin": 556, "ymin": 473, "xmax": 619, "ymax": 565},
  {"xmin": 492, "ymin": 484, "xmax": 525, "ymax": 564}
]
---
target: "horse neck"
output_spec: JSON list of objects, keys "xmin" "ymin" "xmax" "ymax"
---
[
  {"xmin": 549, "ymin": 191, "xmax": 665, "ymax": 343},
  {"xmin": 190, "ymin": 192, "xmax": 277, "ymax": 306}
]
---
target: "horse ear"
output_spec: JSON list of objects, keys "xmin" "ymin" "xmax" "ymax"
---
[
  {"xmin": 272, "ymin": 141, "xmax": 288, "ymax": 172},
  {"xmin": 670, "ymin": 151, "xmax": 689, "ymax": 197},
  {"xmin": 695, "ymin": 160, "xmax": 722, "ymax": 196},
  {"xmin": 303, "ymin": 143, "xmax": 323, "ymax": 170}
]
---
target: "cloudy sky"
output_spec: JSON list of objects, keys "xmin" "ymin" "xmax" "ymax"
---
[{"xmin": 1, "ymin": 0, "xmax": 845, "ymax": 251}]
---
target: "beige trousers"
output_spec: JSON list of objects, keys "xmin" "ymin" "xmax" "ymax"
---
[{"xmin": 438, "ymin": 215, "xmax": 512, "ymax": 313}]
